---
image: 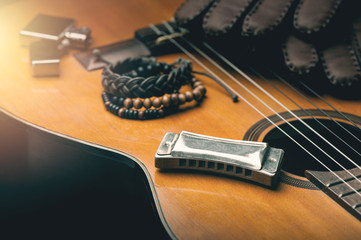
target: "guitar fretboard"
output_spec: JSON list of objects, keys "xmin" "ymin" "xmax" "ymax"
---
[{"xmin": 306, "ymin": 168, "xmax": 361, "ymax": 221}]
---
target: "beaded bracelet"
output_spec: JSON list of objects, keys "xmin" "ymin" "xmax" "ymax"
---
[
  {"xmin": 99, "ymin": 55, "xmax": 237, "ymax": 120},
  {"xmin": 102, "ymin": 77, "xmax": 206, "ymax": 120}
]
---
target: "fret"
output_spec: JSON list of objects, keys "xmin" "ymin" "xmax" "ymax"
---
[
  {"xmin": 306, "ymin": 168, "xmax": 361, "ymax": 221},
  {"xmin": 342, "ymin": 193, "xmax": 361, "ymax": 209},
  {"xmin": 329, "ymin": 178, "xmax": 361, "ymax": 197}
]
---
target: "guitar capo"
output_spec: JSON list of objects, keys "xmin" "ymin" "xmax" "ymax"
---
[{"xmin": 20, "ymin": 14, "xmax": 92, "ymax": 77}]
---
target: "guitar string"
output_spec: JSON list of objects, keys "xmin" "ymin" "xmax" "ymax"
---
[
  {"xmin": 200, "ymin": 40, "xmax": 361, "ymax": 173},
  {"xmin": 149, "ymin": 24, "xmax": 340, "ymax": 162},
  {"xmin": 268, "ymin": 69, "xmax": 361, "ymax": 144},
  {"xmin": 162, "ymin": 21, "xmax": 361, "ymax": 179},
  {"xmin": 150, "ymin": 23, "xmax": 361, "ymax": 194},
  {"xmin": 245, "ymin": 65, "xmax": 361, "ymax": 158},
  {"xmin": 149, "ymin": 23, "xmax": 361, "ymax": 196},
  {"xmin": 198, "ymin": 42, "xmax": 361, "ymax": 187},
  {"xmin": 298, "ymin": 80, "xmax": 361, "ymax": 132}
]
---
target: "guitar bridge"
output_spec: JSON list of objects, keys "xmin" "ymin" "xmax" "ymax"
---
[{"xmin": 155, "ymin": 131, "xmax": 284, "ymax": 187}]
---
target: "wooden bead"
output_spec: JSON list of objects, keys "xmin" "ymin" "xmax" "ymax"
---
[
  {"xmin": 129, "ymin": 109, "xmax": 138, "ymax": 119},
  {"xmin": 111, "ymin": 96, "xmax": 118, "ymax": 103},
  {"xmin": 162, "ymin": 95, "xmax": 171, "ymax": 107},
  {"xmin": 178, "ymin": 93, "xmax": 186, "ymax": 105},
  {"xmin": 124, "ymin": 109, "xmax": 129, "ymax": 118},
  {"xmin": 138, "ymin": 110, "xmax": 145, "ymax": 120},
  {"xmin": 143, "ymin": 98, "xmax": 152, "ymax": 109},
  {"xmin": 197, "ymin": 86, "xmax": 206, "ymax": 95},
  {"xmin": 171, "ymin": 93, "xmax": 179, "ymax": 105},
  {"xmin": 118, "ymin": 108, "xmax": 126, "ymax": 117},
  {"xmin": 158, "ymin": 109, "xmax": 165, "ymax": 118},
  {"xmin": 133, "ymin": 98, "xmax": 143, "ymax": 109},
  {"xmin": 123, "ymin": 98, "xmax": 133, "ymax": 109},
  {"xmin": 193, "ymin": 81, "xmax": 203, "ymax": 88},
  {"xmin": 153, "ymin": 97, "xmax": 162, "ymax": 108},
  {"xmin": 185, "ymin": 91, "xmax": 193, "ymax": 102},
  {"xmin": 193, "ymin": 88, "xmax": 202, "ymax": 101},
  {"xmin": 118, "ymin": 97, "xmax": 125, "ymax": 107}
]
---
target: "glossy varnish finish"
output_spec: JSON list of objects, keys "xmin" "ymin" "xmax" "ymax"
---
[{"xmin": 1, "ymin": 0, "xmax": 361, "ymax": 239}]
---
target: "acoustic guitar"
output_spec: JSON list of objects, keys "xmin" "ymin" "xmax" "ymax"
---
[{"xmin": 1, "ymin": 0, "xmax": 361, "ymax": 239}]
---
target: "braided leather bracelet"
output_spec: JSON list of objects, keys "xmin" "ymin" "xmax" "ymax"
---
[
  {"xmin": 101, "ymin": 57, "xmax": 207, "ymax": 120},
  {"xmin": 102, "ymin": 57, "xmax": 194, "ymax": 98}
]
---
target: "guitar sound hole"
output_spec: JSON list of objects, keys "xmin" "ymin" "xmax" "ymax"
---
[{"xmin": 263, "ymin": 119, "xmax": 361, "ymax": 177}]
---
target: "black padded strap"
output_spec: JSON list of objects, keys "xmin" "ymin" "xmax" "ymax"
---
[
  {"xmin": 294, "ymin": 0, "xmax": 343, "ymax": 34},
  {"xmin": 174, "ymin": 0, "xmax": 214, "ymax": 25},
  {"xmin": 242, "ymin": 0, "xmax": 296, "ymax": 36},
  {"xmin": 282, "ymin": 34, "xmax": 318, "ymax": 74},
  {"xmin": 202, "ymin": 0, "xmax": 254, "ymax": 36},
  {"xmin": 320, "ymin": 43, "xmax": 361, "ymax": 87}
]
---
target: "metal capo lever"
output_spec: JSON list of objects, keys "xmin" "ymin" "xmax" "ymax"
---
[{"xmin": 155, "ymin": 131, "xmax": 284, "ymax": 187}]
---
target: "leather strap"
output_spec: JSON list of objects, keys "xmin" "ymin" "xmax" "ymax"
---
[
  {"xmin": 282, "ymin": 34, "xmax": 318, "ymax": 74},
  {"xmin": 203, "ymin": 0, "xmax": 254, "ymax": 35},
  {"xmin": 174, "ymin": 0, "xmax": 214, "ymax": 25},
  {"xmin": 320, "ymin": 44, "xmax": 361, "ymax": 86},
  {"xmin": 242, "ymin": 0, "xmax": 296, "ymax": 36},
  {"xmin": 320, "ymin": 14, "xmax": 361, "ymax": 87},
  {"xmin": 294, "ymin": 0, "xmax": 343, "ymax": 34}
]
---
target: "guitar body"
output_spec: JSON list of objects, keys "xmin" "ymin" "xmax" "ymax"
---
[{"xmin": 1, "ymin": 0, "xmax": 361, "ymax": 239}]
